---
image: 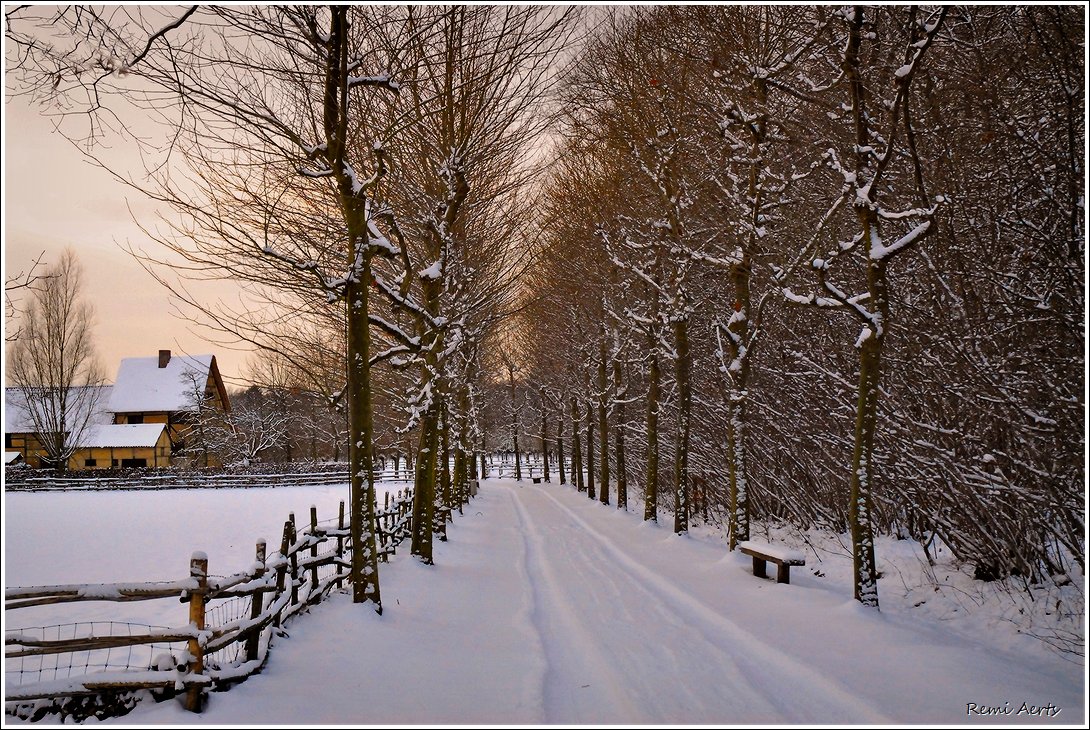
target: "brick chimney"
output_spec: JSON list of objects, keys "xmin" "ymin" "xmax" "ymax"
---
[{"xmin": 158, "ymin": 349, "xmax": 171, "ymax": 368}]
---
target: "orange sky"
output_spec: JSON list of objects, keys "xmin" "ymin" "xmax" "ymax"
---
[{"xmin": 3, "ymin": 95, "xmax": 253, "ymax": 386}]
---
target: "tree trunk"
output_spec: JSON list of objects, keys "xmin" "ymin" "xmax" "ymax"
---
[
  {"xmin": 478, "ymin": 432, "xmax": 487, "ymax": 479},
  {"xmin": 411, "ymin": 270, "xmax": 443, "ymax": 563},
  {"xmin": 455, "ymin": 385, "xmax": 470, "ymax": 507},
  {"xmin": 571, "ymin": 396, "xmax": 584, "ymax": 492},
  {"xmin": 585, "ymin": 397, "xmax": 596, "ymax": 500},
  {"xmin": 613, "ymin": 359, "xmax": 627, "ymax": 510},
  {"xmin": 557, "ymin": 398, "xmax": 567, "ymax": 484},
  {"xmin": 598, "ymin": 346, "xmax": 610, "ymax": 506},
  {"xmin": 848, "ymin": 212, "xmax": 886, "ymax": 608},
  {"xmin": 347, "ymin": 262, "xmax": 382, "ymax": 608},
  {"xmin": 540, "ymin": 387, "xmax": 551, "ymax": 483},
  {"xmin": 849, "ymin": 323, "xmax": 882, "ymax": 607},
  {"xmin": 441, "ymin": 402, "xmax": 451, "ymax": 502},
  {"xmin": 411, "ymin": 405, "xmax": 438, "ymax": 564},
  {"xmin": 726, "ymin": 392, "xmax": 750, "ymax": 549},
  {"xmin": 512, "ymin": 417, "xmax": 522, "ymax": 481},
  {"xmin": 645, "ymin": 348, "xmax": 659, "ymax": 523},
  {"xmin": 673, "ymin": 316, "xmax": 691, "ymax": 535},
  {"xmin": 726, "ymin": 260, "xmax": 752, "ymax": 550},
  {"xmin": 436, "ymin": 397, "xmax": 450, "ymax": 540}
]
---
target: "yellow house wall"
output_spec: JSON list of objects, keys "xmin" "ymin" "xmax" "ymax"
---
[
  {"xmin": 67, "ymin": 431, "xmax": 172, "ymax": 470},
  {"xmin": 114, "ymin": 413, "xmax": 169, "ymax": 425},
  {"xmin": 6, "ymin": 432, "xmax": 50, "ymax": 468}
]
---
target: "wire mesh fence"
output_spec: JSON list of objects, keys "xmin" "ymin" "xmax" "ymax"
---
[
  {"xmin": 4, "ymin": 482, "xmax": 473, "ymax": 719},
  {"xmin": 5, "ymin": 621, "xmax": 185, "ymax": 687},
  {"xmin": 203, "ymin": 595, "xmax": 252, "ymax": 669}
]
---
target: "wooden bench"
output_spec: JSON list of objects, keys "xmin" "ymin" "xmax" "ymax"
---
[
  {"xmin": 739, "ymin": 541, "xmax": 805, "ymax": 584},
  {"xmin": 532, "ymin": 477, "xmax": 542, "ymax": 484}
]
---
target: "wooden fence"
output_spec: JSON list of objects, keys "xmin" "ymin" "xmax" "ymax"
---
[
  {"xmin": 4, "ymin": 485, "xmax": 452, "ymax": 720},
  {"xmin": 5, "ymin": 470, "xmax": 411, "ymax": 492}
]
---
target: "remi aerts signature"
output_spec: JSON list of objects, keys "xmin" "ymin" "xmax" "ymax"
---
[{"xmin": 967, "ymin": 702, "xmax": 1062, "ymax": 718}]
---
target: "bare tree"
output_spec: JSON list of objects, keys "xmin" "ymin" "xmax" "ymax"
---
[
  {"xmin": 7, "ymin": 249, "xmax": 106, "ymax": 470},
  {"xmin": 218, "ymin": 386, "xmax": 295, "ymax": 465},
  {"xmin": 4, "ymin": 251, "xmax": 49, "ymax": 342},
  {"xmin": 6, "ymin": 5, "xmax": 416, "ymax": 611}
]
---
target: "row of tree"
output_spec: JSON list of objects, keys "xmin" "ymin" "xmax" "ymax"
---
[
  {"xmin": 7, "ymin": 5, "xmax": 577, "ymax": 613},
  {"xmin": 514, "ymin": 5, "xmax": 1083, "ymax": 608},
  {"xmin": 6, "ymin": 5, "xmax": 1082, "ymax": 612}
]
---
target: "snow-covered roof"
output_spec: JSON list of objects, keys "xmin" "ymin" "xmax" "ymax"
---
[
  {"xmin": 5, "ymin": 451, "xmax": 24, "ymax": 464},
  {"xmin": 79, "ymin": 423, "xmax": 166, "ymax": 449},
  {"xmin": 108, "ymin": 354, "xmax": 215, "ymax": 414},
  {"xmin": 4, "ymin": 386, "xmax": 114, "ymax": 433}
]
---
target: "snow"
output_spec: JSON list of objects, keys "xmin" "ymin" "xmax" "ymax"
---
[
  {"xmin": 77, "ymin": 423, "xmax": 166, "ymax": 448},
  {"xmin": 5, "ymin": 479, "xmax": 1081, "ymax": 724},
  {"xmin": 4, "ymin": 386, "xmax": 114, "ymax": 432},
  {"xmin": 107, "ymin": 354, "xmax": 214, "ymax": 414},
  {"xmin": 870, "ymin": 220, "xmax": 932, "ymax": 260},
  {"xmin": 4, "ymin": 451, "xmax": 23, "ymax": 465},
  {"xmin": 854, "ymin": 326, "xmax": 873, "ymax": 348},
  {"xmin": 737, "ymin": 539, "xmax": 805, "ymax": 564},
  {"xmin": 419, "ymin": 259, "xmax": 443, "ymax": 280}
]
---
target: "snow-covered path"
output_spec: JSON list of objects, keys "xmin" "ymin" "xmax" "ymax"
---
[
  {"xmin": 102, "ymin": 478, "xmax": 1081, "ymax": 725},
  {"xmin": 508, "ymin": 481, "xmax": 887, "ymax": 723}
]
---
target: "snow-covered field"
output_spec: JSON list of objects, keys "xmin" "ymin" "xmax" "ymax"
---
[
  {"xmin": 3, "ymin": 478, "xmax": 1085, "ymax": 724},
  {"xmin": 3, "ymin": 481, "xmax": 407, "ymax": 631}
]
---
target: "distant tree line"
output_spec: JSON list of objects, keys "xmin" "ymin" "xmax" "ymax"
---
[
  {"xmin": 516, "ymin": 5, "xmax": 1083, "ymax": 606},
  {"xmin": 7, "ymin": 5, "xmax": 576, "ymax": 611}
]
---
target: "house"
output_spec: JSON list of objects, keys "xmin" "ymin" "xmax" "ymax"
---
[
  {"xmin": 4, "ymin": 385, "xmax": 113, "ymax": 468},
  {"xmin": 4, "ymin": 349, "xmax": 230, "ymax": 470},
  {"xmin": 71, "ymin": 423, "xmax": 172, "ymax": 470},
  {"xmin": 108, "ymin": 350, "xmax": 231, "ymax": 461}
]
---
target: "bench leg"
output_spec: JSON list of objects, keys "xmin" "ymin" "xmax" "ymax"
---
[
  {"xmin": 777, "ymin": 563, "xmax": 790, "ymax": 584},
  {"xmin": 752, "ymin": 556, "xmax": 766, "ymax": 579}
]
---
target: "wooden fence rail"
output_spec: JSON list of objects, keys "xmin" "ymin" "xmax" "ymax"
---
[
  {"xmin": 3, "ymin": 483, "xmax": 464, "ymax": 720},
  {"xmin": 5, "ymin": 470, "xmax": 414, "ymax": 493}
]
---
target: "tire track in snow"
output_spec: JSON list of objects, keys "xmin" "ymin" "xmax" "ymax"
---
[
  {"xmin": 507, "ymin": 482, "xmax": 786, "ymax": 723},
  {"xmin": 499, "ymin": 483, "xmax": 553, "ymax": 722},
  {"xmin": 507, "ymin": 484, "xmax": 647, "ymax": 723},
  {"xmin": 527, "ymin": 483, "xmax": 894, "ymax": 724}
]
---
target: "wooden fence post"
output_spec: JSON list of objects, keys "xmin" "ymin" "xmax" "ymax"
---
[
  {"xmin": 274, "ymin": 520, "xmax": 291, "ymax": 628},
  {"xmin": 246, "ymin": 539, "xmax": 266, "ymax": 662},
  {"xmin": 184, "ymin": 552, "xmax": 208, "ymax": 713},
  {"xmin": 308, "ymin": 505, "xmax": 319, "ymax": 597},
  {"xmin": 336, "ymin": 501, "xmax": 345, "ymax": 589},
  {"xmin": 288, "ymin": 519, "xmax": 299, "ymax": 607},
  {"xmin": 380, "ymin": 492, "xmax": 391, "ymax": 560}
]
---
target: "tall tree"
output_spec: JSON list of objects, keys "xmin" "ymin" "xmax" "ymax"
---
[
  {"xmin": 7, "ymin": 5, "xmax": 406, "ymax": 609},
  {"xmin": 8, "ymin": 249, "xmax": 106, "ymax": 471}
]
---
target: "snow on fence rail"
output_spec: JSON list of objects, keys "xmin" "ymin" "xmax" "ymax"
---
[
  {"xmin": 4, "ymin": 469, "xmax": 415, "ymax": 492},
  {"xmin": 5, "ymin": 486, "xmax": 436, "ymax": 721}
]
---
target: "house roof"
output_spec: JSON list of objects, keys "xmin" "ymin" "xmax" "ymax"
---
[
  {"xmin": 5, "ymin": 451, "xmax": 24, "ymax": 464},
  {"xmin": 108, "ymin": 354, "xmax": 216, "ymax": 414},
  {"xmin": 79, "ymin": 423, "xmax": 167, "ymax": 449},
  {"xmin": 4, "ymin": 386, "xmax": 114, "ymax": 433}
]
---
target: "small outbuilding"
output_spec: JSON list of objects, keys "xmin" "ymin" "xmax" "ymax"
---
[{"xmin": 69, "ymin": 423, "xmax": 172, "ymax": 470}]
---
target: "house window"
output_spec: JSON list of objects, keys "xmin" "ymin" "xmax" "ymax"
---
[
  {"xmin": 128, "ymin": 415, "xmax": 145, "ymax": 425},
  {"xmin": 85, "ymin": 458, "xmax": 97, "ymax": 467},
  {"xmin": 120, "ymin": 458, "xmax": 147, "ymax": 468},
  {"xmin": 112, "ymin": 459, "xmax": 119, "ymax": 467},
  {"xmin": 4, "ymin": 434, "xmax": 12, "ymax": 449}
]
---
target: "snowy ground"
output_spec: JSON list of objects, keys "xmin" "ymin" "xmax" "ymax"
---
[
  {"xmin": 3, "ymin": 481, "xmax": 407, "ymax": 631},
  {"xmin": 4, "ymin": 477, "xmax": 1085, "ymax": 725}
]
